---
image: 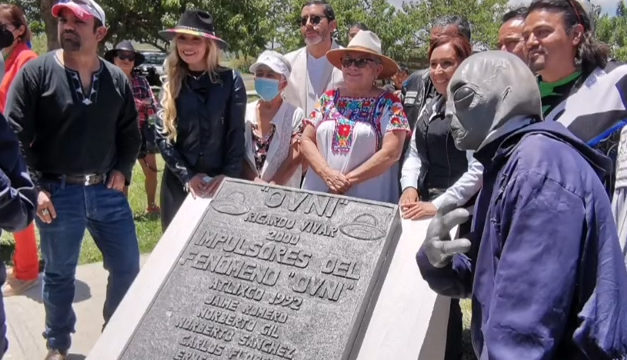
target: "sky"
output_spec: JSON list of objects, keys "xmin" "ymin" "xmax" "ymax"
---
[{"xmin": 387, "ymin": 0, "xmax": 620, "ymax": 16}]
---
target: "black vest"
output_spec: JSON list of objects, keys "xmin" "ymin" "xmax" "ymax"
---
[
  {"xmin": 415, "ymin": 96, "xmax": 468, "ymax": 199},
  {"xmin": 402, "ymin": 69, "xmax": 436, "ymax": 130}
]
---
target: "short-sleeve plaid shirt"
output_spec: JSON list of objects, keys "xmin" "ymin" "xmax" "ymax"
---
[{"xmin": 131, "ymin": 74, "xmax": 159, "ymax": 126}]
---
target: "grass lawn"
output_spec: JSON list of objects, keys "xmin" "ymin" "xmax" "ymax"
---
[
  {"xmin": 461, "ymin": 299, "xmax": 474, "ymax": 359},
  {"xmin": 0, "ymin": 156, "xmax": 165, "ymax": 265}
]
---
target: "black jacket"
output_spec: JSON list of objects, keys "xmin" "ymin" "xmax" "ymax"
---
[
  {"xmin": 6, "ymin": 52, "xmax": 140, "ymax": 184},
  {"xmin": 402, "ymin": 69, "xmax": 436, "ymax": 130},
  {"xmin": 0, "ymin": 113, "xmax": 36, "ymax": 234},
  {"xmin": 156, "ymin": 68, "xmax": 246, "ymax": 185}
]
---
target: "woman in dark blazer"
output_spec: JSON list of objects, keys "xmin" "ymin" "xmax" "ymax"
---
[{"xmin": 155, "ymin": 10, "xmax": 246, "ymax": 230}]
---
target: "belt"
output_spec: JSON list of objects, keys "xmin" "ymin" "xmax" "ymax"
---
[{"xmin": 41, "ymin": 173, "xmax": 106, "ymax": 186}]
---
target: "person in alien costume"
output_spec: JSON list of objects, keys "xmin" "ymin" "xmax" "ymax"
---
[{"xmin": 416, "ymin": 51, "xmax": 627, "ymax": 359}]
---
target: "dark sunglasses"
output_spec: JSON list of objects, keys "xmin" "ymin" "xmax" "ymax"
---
[
  {"xmin": 341, "ymin": 57, "xmax": 375, "ymax": 68},
  {"xmin": 299, "ymin": 15, "xmax": 326, "ymax": 26},
  {"xmin": 116, "ymin": 52, "xmax": 135, "ymax": 61}
]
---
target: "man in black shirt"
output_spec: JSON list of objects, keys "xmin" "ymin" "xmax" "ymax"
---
[{"xmin": 5, "ymin": 1, "xmax": 140, "ymax": 359}]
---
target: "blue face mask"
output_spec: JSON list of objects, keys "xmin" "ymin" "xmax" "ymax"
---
[{"xmin": 255, "ymin": 77, "xmax": 281, "ymax": 101}]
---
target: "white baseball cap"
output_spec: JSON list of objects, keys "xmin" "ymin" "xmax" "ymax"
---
[
  {"xmin": 52, "ymin": 0, "xmax": 106, "ymax": 26},
  {"xmin": 249, "ymin": 50, "xmax": 291, "ymax": 79}
]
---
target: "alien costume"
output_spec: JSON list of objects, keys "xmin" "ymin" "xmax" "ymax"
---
[{"xmin": 417, "ymin": 52, "xmax": 627, "ymax": 359}]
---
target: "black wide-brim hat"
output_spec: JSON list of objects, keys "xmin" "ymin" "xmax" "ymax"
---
[
  {"xmin": 159, "ymin": 10, "xmax": 228, "ymax": 49},
  {"xmin": 104, "ymin": 40, "xmax": 145, "ymax": 66}
]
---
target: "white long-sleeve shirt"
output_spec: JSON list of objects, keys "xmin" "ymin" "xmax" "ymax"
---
[{"xmin": 400, "ymin": 125, "xmax": 483, "ymax": 210}]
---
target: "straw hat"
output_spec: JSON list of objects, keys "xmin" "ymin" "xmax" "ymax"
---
[{"xmin": 326, "ymin": 30, "xmax": 399, "ymax": 79}]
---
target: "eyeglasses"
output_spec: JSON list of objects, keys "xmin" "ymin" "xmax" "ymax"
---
[
  {"xmin": 299, "ymin": 15, "xmax": 327, "ymax": 26},
  {"xmin": 116, "ymin": 53, "xmax": 135, "ymax": 61},
  {"xmin": 341, "ymin": 57, "xmax": 375, "ymax": 68}
]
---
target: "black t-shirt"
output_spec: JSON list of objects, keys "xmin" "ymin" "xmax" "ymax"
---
[{"xmin": 5, "ymin": 50, "xmax": 140, "ymax": 184}]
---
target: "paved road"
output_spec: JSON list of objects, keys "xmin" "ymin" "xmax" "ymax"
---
[{"xmin": 4, "ymin": 255, "xmax": 149, "ymax": 360}]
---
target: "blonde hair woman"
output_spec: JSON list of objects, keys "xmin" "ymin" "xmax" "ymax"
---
[{"xmin": 155, "ymin": 10, "xmax": 246, "ymax": 229}]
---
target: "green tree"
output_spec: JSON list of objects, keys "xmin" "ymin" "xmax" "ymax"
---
[
  {"xmin": 27, "ymin": 0, "xmax": 509, "ymax": 65},
  {"xmin": 29, "ymin": 0, "xmax": 276, "ymax": 54},
  {"xmin": 597, "ymin": 1, "xmax": 627, "ymax": 61},
  {"xmin": 617, "ymin": 0, "xmax": 625, "ymax": 17},
  {"xmin": 265, "ymin": 0, "xmax": 506, "ymax": 66}
]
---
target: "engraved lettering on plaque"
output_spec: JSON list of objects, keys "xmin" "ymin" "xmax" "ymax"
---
[
  {"xmin": 210, "ymin": 191, "xmax": 249, "ymax": 215},
  {"xmin": 339, "ymin": 213, "xmax": 386, "ymax": 241},
  {"xmin": 115, "ymin": 180, "xmax": 401, "ymax": 360}
]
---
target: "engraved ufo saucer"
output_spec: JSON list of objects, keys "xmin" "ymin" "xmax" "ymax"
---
[
  {"xmin": 210, "ymin": 191, "xmax": 249, "ymax": 215},
  {"xmin": 340, "ymin": 213, "xmax": 386, "ymax": 241}
]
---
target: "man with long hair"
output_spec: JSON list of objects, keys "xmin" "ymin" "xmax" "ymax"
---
[{"xmin": 523, "ymin": 0, "xmax": 626, "ymax": 191}]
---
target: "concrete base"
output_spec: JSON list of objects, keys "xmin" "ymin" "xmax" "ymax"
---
[
  {"xmin": 90, "ymin": 193, "xmax": 451, "ymax": 360},
  {"xmin": 4, "ymin": 255, "xmax": 149, "ymax": 360},
  {"xmin": 357, "ymin": 218, "xmax": 450, "ymax": 360}
]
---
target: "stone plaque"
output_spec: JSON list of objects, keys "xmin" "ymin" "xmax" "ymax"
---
[{"xmin": 118, "ymin": 179, "xmax": 401, "ymax": 360}]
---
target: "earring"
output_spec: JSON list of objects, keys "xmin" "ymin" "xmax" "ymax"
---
[{"xmin": 575, "ymin": 46, "xmax": 582, "ymax": 66}]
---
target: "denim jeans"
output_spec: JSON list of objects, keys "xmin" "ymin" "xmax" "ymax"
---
[{"xmin": 36, "ymin": 182, "xmax": 139, "ymax": 351}]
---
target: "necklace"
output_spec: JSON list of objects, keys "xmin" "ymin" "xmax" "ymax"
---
[
  {"xmin": 255, "ymin": 104, "xmax": 276, "ymax": 139},
  {"xmin": 189, "ymin": 70, "xmax": 207, "ymax": 80},
  {"xmin": 252, "ymin": 123, "xmax": 275, "ymax": 142}
]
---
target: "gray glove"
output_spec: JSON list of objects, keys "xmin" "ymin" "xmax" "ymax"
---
[{"xmin": 421, "ymin": 207, "xmax": 472, "ymax": 268}]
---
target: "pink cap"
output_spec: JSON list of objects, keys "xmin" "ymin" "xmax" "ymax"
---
[{"xmin": 52, "ymin": 0, "xmax": 106, "ymax": 25}]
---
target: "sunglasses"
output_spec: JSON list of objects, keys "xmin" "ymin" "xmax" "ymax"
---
[
  {"xmin": 299, "ymin": 15, "xmax": 327, "ymax": 26},
  {"xmin": 116, "ymin": 53, "xmax": 135, "ymax": 61},
  {"xmin": 341, "ymin": 57, "xmax": 375, "ymax": 68}
]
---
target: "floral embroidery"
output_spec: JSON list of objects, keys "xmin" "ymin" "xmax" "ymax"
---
[
  {"xmin": 252, "ymin": 124, "xmax": 276, "ymax": 172},
  {"xmin": 387, "ymin": 101, "xmax": 406, "ymax": 127},
  {"xmin": 334, "ymin": 116, "xmax": 355, "ymax": 152},
  {"xmin": 304, "ymin": 90, "xmax": 409, "ymax": 154}
]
